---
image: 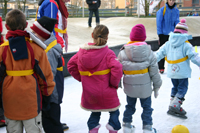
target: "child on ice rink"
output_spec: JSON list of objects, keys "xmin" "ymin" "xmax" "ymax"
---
[
  {"xmin": 156, "ymin": 19, "xmax": 200, "ymax": 119},
  {"xmin": 67, "ymin": 25, "xmax": 123, "ymax": 133},
  {"xmin": 118, "ymin": 24, "xmax": 162, "ymax": 133},
  {"xmin": 30, "ymin": 16, "xmax": 67, "ymax": 133},
  {"xmin": 0, "ymin": 9, "xmax": 55, "ymax": 133}
]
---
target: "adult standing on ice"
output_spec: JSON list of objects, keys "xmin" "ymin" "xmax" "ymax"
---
[
  {"xmin": 156, "ymin": 0, "xmax": 179, "ymax": 74},
  {"xmin": 86, "ymin": 0, "xmax": 101, "ymax": 27}
]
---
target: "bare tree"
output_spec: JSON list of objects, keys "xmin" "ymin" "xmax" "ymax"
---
[
  {"xmin": 140, "ymin": 0, "xmax": 154, "ymax": 16},
  {"xmin": 1, "ymin": 0, "xmax": 10, "ymax": 17}
]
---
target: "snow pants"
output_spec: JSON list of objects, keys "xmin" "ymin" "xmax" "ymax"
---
[{"xmin": 5, "ymin": 112, "xmax": 42, "ymax": 133}]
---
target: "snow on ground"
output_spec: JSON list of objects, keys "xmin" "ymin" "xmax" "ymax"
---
[{"xmin": 1, "ymin": 47, "xmax": 200, "ymax": 133}]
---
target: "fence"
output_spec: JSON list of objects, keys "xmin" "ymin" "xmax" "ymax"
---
[
  {"xmin": 0, "ymin": 6, "xmax": 199, "ymax": 18},
  {"xmin": 22, "ymin": 6, "xmax": 200, "ymax": 18}
]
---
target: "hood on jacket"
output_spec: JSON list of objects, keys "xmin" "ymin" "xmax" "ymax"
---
[
  {"xmin": 78, "ymin": 43, "xmax": 108, "ymax": 69},
  {"xmin": 124, "ymin": 42, "xmax": 151, "ymax": 62},
  {"xmin": 44, "ymin": 33, "xmax": 62, "ymax": 53},
  {"xmin": 168, "ymin": 32, "xmax": 192, "ymax": 48}
]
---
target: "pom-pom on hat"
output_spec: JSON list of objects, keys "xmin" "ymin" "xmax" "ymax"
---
[
  {"xmin": 174, "ymin": 19, "xmax": 188, "ymax": 34},
  {"xmin": 130, "ymin": 24, "xmax": 146, "ymax": 41},
  {"xmin": 30, "ymin": 16, "xmax": 57, "ymax": 39}
]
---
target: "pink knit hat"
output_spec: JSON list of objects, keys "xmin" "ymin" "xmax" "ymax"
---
[
  {"xmin": 130, "ymin": 24, "xmax": 146, "ymax": 41},
  {"xmin": 174, "ymin": 19, "xmax": 188, "ymax": 34}
]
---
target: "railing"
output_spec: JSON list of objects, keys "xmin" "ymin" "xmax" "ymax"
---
[{"xmin": 0, "ymin": 6, "xmax": 199, "ymax": 18}]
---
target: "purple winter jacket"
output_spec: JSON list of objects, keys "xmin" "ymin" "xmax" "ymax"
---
[{"xmin": 67, "ymin": 43, "xmax": 122, "ymax": 112}]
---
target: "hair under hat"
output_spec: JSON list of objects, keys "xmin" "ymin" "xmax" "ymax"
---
[
  {"xmin": 174, "ymin": 19, "xmax": 188, "ymax": 34},
  {"xmin": 130, "ymin": 24, "xmax": 146, "ymax": 42},
  {"xmin": 30, "ymin": 16, "xmax": 57, "ymax": 39}
]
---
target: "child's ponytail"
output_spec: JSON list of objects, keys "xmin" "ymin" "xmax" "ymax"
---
[{"xmin": 93, "ymin": 25, "xmax": 109, "ymax": 46}]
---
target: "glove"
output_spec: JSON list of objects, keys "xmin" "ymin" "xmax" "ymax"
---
[{"xmin": 153, "ymin": 88, "xmax": 159, "ymax": 98}]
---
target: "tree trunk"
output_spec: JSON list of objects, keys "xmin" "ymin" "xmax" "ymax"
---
[{"xmin": 145, "ymin": 0, "xmax": 149, "ymax": 16}]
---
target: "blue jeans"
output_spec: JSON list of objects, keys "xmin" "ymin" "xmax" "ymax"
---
[
  {"xmin": 123, "ymin": 96, "xmax": 153, "ymax": 125},
  {"xmin": 171, "ymin": 78, "xmax": 188, "ymax": 99},
  {"xmin": 88, "ymin": 9, "xmax": 100, "ymax": 26},
  {"xmin": 87, "ymin": 109, "xmax": 121, "ymax": 131}
]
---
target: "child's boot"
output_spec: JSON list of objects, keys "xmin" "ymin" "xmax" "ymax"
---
[
  {"xmin": 143, "ymin": 125, "xmax": 157, "ymax": 133},
  {"xmin": 169, "ymin": 97, "xmax": 186, "ymax": 115},
  {"xmin": 122, "ymin": 122, "xmax": 135, "ymax": 133},
  {"xmin": 89, "ymin": 124, "xmax": 101, "ymax": 133},
  {"xmin": 106, "ymin": 123, "xmax": 118, "ymax": 133}
]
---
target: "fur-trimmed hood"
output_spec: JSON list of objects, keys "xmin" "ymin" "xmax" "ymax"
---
[{"xmin": 78, "ymin": 43, "xmax": 109, "ymax": 69}]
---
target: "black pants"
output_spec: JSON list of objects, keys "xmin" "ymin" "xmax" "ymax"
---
[
  {"xmin": 88, "ymin": 9, "xmax": 100, "ymax": 26},
  {"xmin": 42, "ymin": 103, "xmax": 63, "ymax": 133},
  {"xmin": 158, "ymin": 35, "xmax": 169, "ymax": 70}
]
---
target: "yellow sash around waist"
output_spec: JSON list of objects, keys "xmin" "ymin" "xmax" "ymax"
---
[
  {"xmin": 123, "ymin": 68, "xmax": 148, "ymax": 75},
  {"xmin": 57, "ymin": 66, "xmax": 63, "ymax": 71},
  {"xmin": 165, "ymin": 56, "xmax": 188, "ymax": 64},
  {"xmin": 6, "ymin": 69, "xmax": 34, "ymax": 76},
  {"xmin": 79, "ymin": 69, "xmax": 111, "ymax": 76}
]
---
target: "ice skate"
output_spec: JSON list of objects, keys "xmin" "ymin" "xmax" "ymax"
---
[
  {"xmin": 62, "ymin": 123, "xmax": 69, "ymax": 131},
  {"xmin": 169, "ymin": 97, "xmax": 186, "ymax": 115},
  {"xmin": 167, "ymin": 109, "xmax": 187, "ymax": 119},
  {"xmin": 122, "ymin": 122, "xmax": 135, "ymax": 133},
  {"xmin": 89, "ymin": 124, "xmax": 101, "ymax": 133},
  {"xmin": 106, "ymin": 123, "xmax": 118, "ymax": 133},
  {"xmin": 143, "ymin": 125, "xmax": 157, "ymax": 133}
]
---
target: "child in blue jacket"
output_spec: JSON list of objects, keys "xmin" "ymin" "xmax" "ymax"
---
[{"xmin": 156, "ymin": 19, "xmax": 200, "ymax": 118}]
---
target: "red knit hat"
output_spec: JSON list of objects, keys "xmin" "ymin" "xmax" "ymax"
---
[
  {"xmin": 130, "ymin": 24, "xmax": 146, "ymax": 41},
  {"xmin": 30, "ymin": 16, "xmax": 57, "ymax": 39}
]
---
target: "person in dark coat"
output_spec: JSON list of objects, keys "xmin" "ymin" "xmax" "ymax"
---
[{"xmin": 86, "ymin": 0, "xmax": 101, "ymax": 27}]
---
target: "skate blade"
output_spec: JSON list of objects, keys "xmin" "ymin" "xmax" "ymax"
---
[{"xmin": 167, "ymin": 110, "xmax": 187, "ymax": 119}]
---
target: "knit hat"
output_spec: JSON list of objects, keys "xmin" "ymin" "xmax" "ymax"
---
[
  {"xmin": 30, "ymin": 16, "xmax": 57, "ymax": 39},
  {"xmin": 130, "ymin": 24, "xmax": 146, "ymax": 41},
  {"xmin": 174, "ymin": 19, "xmax": 188, "ymax": 34}
]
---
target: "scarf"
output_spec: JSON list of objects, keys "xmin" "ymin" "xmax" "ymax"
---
[
  {"xmin": 166, "ymin": 2, "xmax": 176, "ymax": 9},
  {"xmin": 6, "ymin": 30, "xmax": 30, "ymax": 61}
]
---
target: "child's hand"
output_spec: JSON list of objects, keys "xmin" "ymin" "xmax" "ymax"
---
[{"xmin": 153, "ymin": 88, "xmax": 160, "ymax": 98}]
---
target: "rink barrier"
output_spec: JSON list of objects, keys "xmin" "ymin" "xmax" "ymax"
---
[{"xmin": 63, "ymin": 36, "xmax": 200, "ymax": 77}]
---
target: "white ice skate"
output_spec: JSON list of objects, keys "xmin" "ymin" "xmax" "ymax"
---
[{"xmin": 122, "ymin": 122, "xmax": 135, "ymax": 133}]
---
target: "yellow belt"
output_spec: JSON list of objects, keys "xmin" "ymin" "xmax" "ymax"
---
[
  {"xmin": 57, "ymin": 66, "xmax": 63, "ymax": 71},
  {"xmin": 54, "ymin": 28, "xmax": 67, "ymax": 34},
  {"xmin": 6, "ymin": 69, "xmax": 34, "ymax": 76},
  {"xmin": 123, "ymin": 68, "xmax": 148, "ymax": 75},
  {"xmin": 165, "ymin": 56, "xmax": 188, "ymax": 64},
  {"xmin": 79, "ymin": 69, "xmax": 110, "ymax": 76}
]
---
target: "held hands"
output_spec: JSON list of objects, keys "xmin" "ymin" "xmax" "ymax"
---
[
  {"xmin": 153, "ymin": 88, "xmax": 160, "ymax": 98},
  {"xmin": 93, "ymin": 1, "xmax": 97, "ymax": 4}
]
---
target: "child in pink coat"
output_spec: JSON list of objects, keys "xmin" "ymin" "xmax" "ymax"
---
[{"xmin": 67, "ymin": 25, "xmax": 123, "ymax": 133}]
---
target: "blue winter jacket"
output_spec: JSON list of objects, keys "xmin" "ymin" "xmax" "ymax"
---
[
  {"xmin": 156, "ymin": 3, "xmax": 179, "ymax": 35},
  {"xmin": 156, "ymin": 32, "xmax": 200, "ymax": 79}
]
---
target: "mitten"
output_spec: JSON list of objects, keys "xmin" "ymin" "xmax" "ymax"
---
[
  {"xmin": 42, "ymin": 95, "xmax": 51, "ymax": 111},
  {"xmin": 153, "ymin": 88, "xmax": 160, "ymax": 98}
]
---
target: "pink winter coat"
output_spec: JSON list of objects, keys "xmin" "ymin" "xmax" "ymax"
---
[{"xmin": 67, "ymin": 43, "xmax": 122, "ymax": 112}]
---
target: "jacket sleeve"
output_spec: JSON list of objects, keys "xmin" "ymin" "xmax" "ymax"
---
[
  {"xmin": 107, "ymin": 51, "xmax": 123, "ymax": 89},
  {"xmin": 44, "ymin": 1, "xmax": 58, "ymax": 19},
  {"xmin": 67, "ymin": 53, "xmax": 81, "ymax": 82},
  {"xmin": 37, "ymin": 50, "xmax": 55, "ymax": 96},
  {"xmin": 156, "ymin": 7, "xmax": 164, "ymax": 35},
  {"xmin": 149, "ymin": 52, "xmax": 162, "ymax": 89},
  {"xmin": 155, "ymin": 42, "xmax": 167, "ymax": 62},
  {"xmin": 184, "ymin": 43, "xmax": 200, "ymax": 67}
]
